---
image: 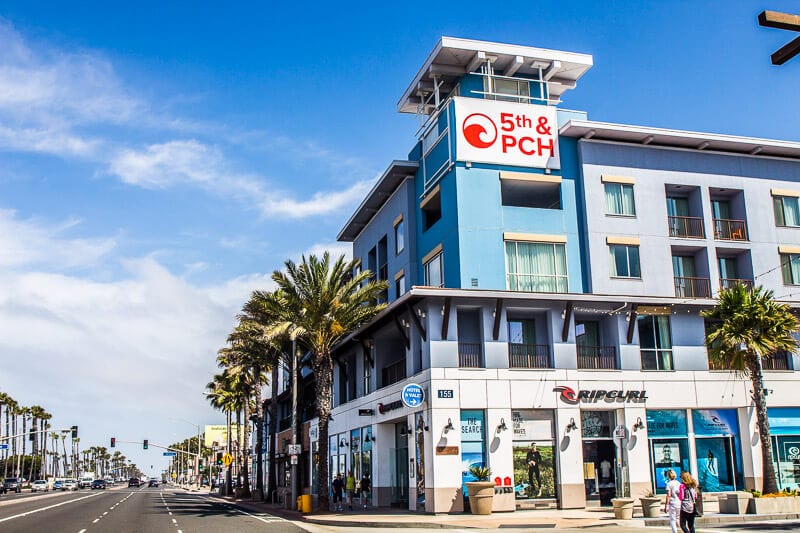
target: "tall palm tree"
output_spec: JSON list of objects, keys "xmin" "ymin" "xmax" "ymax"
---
[
  {"xmin": 206, "ymin": 372, "xmax": 239, "ymax": 494},
  {"xmin": 0, "ymin": 393, "xmax": 11, "ymax": 476},
  {"xmin": 252, "ymin": 252, "xmax": 386, "ymax": 509},
  {"xmin": 703, "ymin": 284, "xmax": 799, "ymax": 494}
]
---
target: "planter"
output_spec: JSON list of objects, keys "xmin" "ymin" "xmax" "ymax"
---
[
  {"xmin": 612, "ymin": 498, "xmax": 635, "ymax": 520},
  {"xmin": 748, "ymin": 495, "xmax": 800, "ymax": 514},
  {"xmin": 465, "ymin": 481, "xmax": 495, "ymax": 515},
  {"xmin": 640, "ymin": 496, "xmax": 662, "ymax": 518},
  {"xmin": 718, "ymin": 492, "xmax": 752, "ymax": 514}
]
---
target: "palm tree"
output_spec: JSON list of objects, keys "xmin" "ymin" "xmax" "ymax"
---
[
  {"xmin": 0, "ymin": 393, "xmax": 11, "ymax": 476},
  {"xmin": 252, "ymin": 252, "xmax": 386, "ymax": 509},
  {"xmin": 206, "ymin": 372, "xmax": 239, "ymax": 494},
  {"xmin": 703, "ymin": 284, "xmax": 799, "ymax": 494}
]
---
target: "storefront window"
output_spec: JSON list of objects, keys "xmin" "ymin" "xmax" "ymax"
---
[
  {"xmin": 361, "ymin": 426, "xmax": 373, "ymax": 484},
  {"xmin": 646, "ymin": 410, "xmax": 690, "ymax": 494},
  {"xmin": 692, "ymin": 409, "xmax": 743, "ymax": 491},
  {"xmin": 460, "ymin": 410, "xmax": 485, "ymax": 498},
  {"xmin": 511, "ymin": 410, "xmax": 556, "ymax": 500},
  {"xmin": 350, "ymin": 428, "xmax": 362, "ymax": 480},
  {"xmin": 414, "ymin": 414, "xmax": 426, "ymax": 509},
  {"xmin": 769, "ymin": 408, "xmax": 800, "ymax": 490}
]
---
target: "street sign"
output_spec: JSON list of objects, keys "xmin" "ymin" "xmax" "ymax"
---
[
  {"xmin": 171, "ymin": 472, "xmax": 177, "ymax": 479},
  {"xmin": 0, "ymin": 444, "xmax": 8, "ymax": 450},
  {"xmin": 290, "ymin": 455, "xmax": 298, "ymax": 465},
  {"xmin": 614, "ymin": 425, "xmax": 627, "ymax": 440},
  {"xmin": 222, "ymin": 452, "xmax": 233, "ymax": 466},
  {"xmin": 163, "ymin": 451, "xmax": 177, "ymax": 457},
  {"xmin": 288, "ymin": 444, "xmax": 302, "ymax": 455}
]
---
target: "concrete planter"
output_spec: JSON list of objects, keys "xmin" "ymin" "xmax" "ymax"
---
[
  {"xmin": 612, "ymin": 498, "xmax": 635, "ymax": 520},
  {"xmin": 640, "ymin": 496, "xmax": 662, "ymax": 518},
  {"xmin": 718, "ymin": 492, "xmax": 753, "ymax": 514},
  {"xmin": 466, "ymin": 482, "xmax": 495, "ymax": 515},
  {"xmin": 748, "ymin": 495, "xmax": 800, "ymax": 514}
]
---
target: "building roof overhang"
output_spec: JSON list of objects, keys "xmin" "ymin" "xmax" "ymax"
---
[
  {"xmin": 560, "ymin": 120, "xmax": 800, "ymax": 160},
  {"xmin": 398, "ymin": 37, "xmax": 593, "ymax": 114},
  {"xmin": 337, "ymin": 160, "xmax": 418, "ymax": 242}
]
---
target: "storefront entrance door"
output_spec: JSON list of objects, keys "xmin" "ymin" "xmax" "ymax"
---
[
  {"xmin": 390, "ymin": 423, "xmax": 409, "ymax": 507},
  {"xmin": 581, "ymin": 410, "xmax": 616, "ymax": 506}
]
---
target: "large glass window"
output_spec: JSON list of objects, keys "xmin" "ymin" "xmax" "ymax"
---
[
  {"xmin": 460, "ymin": 410, "xmax": 485, "ymax": 499},
  {"xmin": 768, "ymin": 408, "xmax": 800, "ymax": 491},
  {"xmin": 692, "ymin": 409, "xmax": 743, "ymax": 492},
  {"xmin": 395, "ymin": 220, "xmax": 405, "ymax": 254},
  {"xmin": 774, "ymin": 196, "xmax": 800, "ymax": 227},
  {"xmin": 646, "ymin": 410, "xmax": 690, "ymax": 494},
  {"xmin": 512, "ymin": 410, "xmax": 556, "ymax": 500},
  {"xmin": 638, "ymin": 315, "xmax": 673, "ymax": 370},
  {"xmin": 610, "ymin": 244, "xmax": 640, "ymax": 278},
  {"xmin": 781, "ymin": 253, "xmax": 800, "ymax": 285},
  {"xmin": 604, "ymin": 183, "xmax": 635, "ymax": 216},
  {"xmin": 424, "ymin": 252, "xmax": 443, "ymax": 287},
  {"xmin": 505, "ymin": 241, "xmax": 568, "ymax": 293}
]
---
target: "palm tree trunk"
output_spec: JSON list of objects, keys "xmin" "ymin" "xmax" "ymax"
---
[
  {"xmin": 314, "ymin": 353, "xmax": 334, "ymax": 510},
  {"xmin": 267, "ymin": 363, "xmax": 278, "ymax": 501},
  {"xmin": 241, "ymin": 399, "xmax": 251, "ymax": 496},
  {"xmin": 750, "ymin": 354, "xmax": 779, "ymax": 494},
  {"xmin": 225, "ymin": 409, "xmax": 232, "ymax": 495}
]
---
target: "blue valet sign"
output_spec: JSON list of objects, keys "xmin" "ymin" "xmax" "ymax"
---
[{"xmin": 401, "ymin": 383, "xmax": 425, "ymax": 408}]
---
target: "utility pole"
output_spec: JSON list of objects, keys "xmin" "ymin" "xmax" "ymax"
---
[{"xmin": 290, "ymin": 338, "xmax": 299, "ymax": 508}]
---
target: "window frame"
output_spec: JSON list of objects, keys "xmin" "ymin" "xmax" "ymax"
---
[
  {"xmin": 609, "ymin": 244, "xmax": 641, "ymax": 279},
  {"xmin": 395, "ymin": 274, "xmax": 406, "ymax": 296},
  {"xmin": 604, "ymin": 182, "xmax": 636, "ymax": 217},
  {"xmin": 504, "ymin": 240, "xmax": 569, "ymax": 293},
  {"xmin": 424, "ymin": 252, "xmax": 444, "ymax": 288},
  {"xmin": 774, "ymin": 195, "xmax": 800, "ymax": 227},
  {"xmin": 638, "ymin": 315, "xmax": 674, "ymax": 371},
  {"xmin": 394, "ymin": 219, "xmax": 405, "ymax": 255},
  {"xmin": 780, "ymin": 253, "xmax": 800, "ymax": 285}
]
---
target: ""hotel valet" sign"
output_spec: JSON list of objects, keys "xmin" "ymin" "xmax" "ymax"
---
[
  {"xmin": 402, "ymin": 383, "xmax": 425, "ymax": 408},
  {"xmin": 554, "ymin": 386, "xmax": 648, "ymax": 404}
]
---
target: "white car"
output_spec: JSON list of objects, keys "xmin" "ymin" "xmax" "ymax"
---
[
  {"xmin": 63, "ymin": 479, "xmax": 79, "ymax": 491},
  {"xmin": 31, "ymin": 480, "xmax": 49, "ymax": 492}
]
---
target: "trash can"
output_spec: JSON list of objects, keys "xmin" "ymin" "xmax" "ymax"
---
[{"xmin": 300, "ymin": 494, "xmax": 312, "ymax": 513}]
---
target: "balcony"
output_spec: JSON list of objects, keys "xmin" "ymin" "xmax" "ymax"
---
[
  {"xmin": 720, "ymin": 278, "xmax": 754, "ymax": 290},
  {"xmin": 508, "ymin": 343, "xmax": 551, "ymax": 369},
  {"xmin": 668, "ymin": 216, "xmax": 705, "ymax": 238},
  {"xmin": 763, "ymin": 351, "xmax": 794, "ymax": 371},
  {"xmin": 577, "ymin": 345, "xmax": 618, "ymax": 370},
  {"xmin": 674, "ymin": 276, "xmax": 711, "ymax": 298},
  {"xmin": 381, "ymin": 359, "xmax": 406, "ymax": 387},
  {"xmin": 713, "ymin": 219, "xmax": 748, "ymax": 241},
  {"xmin": 458, "ymin": 342, "xmax": 483, "ymax": 368}
]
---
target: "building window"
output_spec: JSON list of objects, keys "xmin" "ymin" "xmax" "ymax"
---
[
  {"xmin": 395, "ymin": 274, "xmax": 406, "ymax": 296},
  {"xmin": 421, "ymin": 188, "xmax": 441, "ymax": 231},
  {"xmin": 395, "ymin": 219, "xmax": 405, "ymax": 254},
  {"xmin": 501, "ymin": 179, "xmax": 561, "ymax": 209},
  {"xmin": 424, "ymin": 252, "xmax": 443, "ymax": 287},
  {"xmin": 487, "ymin": 77, "xmax": 530, "ymax": 103},
  {"xmin": 774, "ymin": 196, "xmax": 800, "ymax": 227},
  {"xmin": 363, "ymin": 350, "xmax": 372, "ymax": 396},
  {"xmin": 604, "ymin": 183, "xmax": 635, "ymax": 216},
  {"xmin": 781, "ymin": 253, "xmax": 800, "ymax": 285},
  {"xmin": 638, "ymin": 315, "xmax": 674, "ymax": 371},
  {"xmin": 505, "ymin": 241, "xmax": 568, "ymax": 293},
  {"xmin": 609, "ymin": 244, "xmax": 640, "ymax": 278}
]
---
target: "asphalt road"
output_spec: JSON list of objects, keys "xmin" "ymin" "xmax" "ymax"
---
[{"xmin": 0, "ymin": 484, "xmax": 307, "ymax": 532}]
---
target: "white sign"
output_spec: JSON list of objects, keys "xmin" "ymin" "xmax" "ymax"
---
[
  {"xmin": 309, "ymin": 421, "xmax": 319, "ymax": 442},
  {"xmin": 288, "ymin": 444, "xmax": 302, "ymax": 455},
  {"xmin": 454, "ymin": 97, "xmax": 560, "ymax": 170},
  {"xmin": 290, "ymin": 455, "xmax": 298, "ymax": 465},
  {"xmin": 614, "ymin": 425, "xmax": 627, "ymax": 440}
]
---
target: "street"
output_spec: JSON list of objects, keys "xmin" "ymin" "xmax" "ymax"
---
[{"xmin": 0, "ymin": 485, "xmax": 306, "ymax": 533}]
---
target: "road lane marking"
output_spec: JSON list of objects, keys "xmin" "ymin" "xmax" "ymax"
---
[
  {"xmin": 103, "ymin": 511, "xmax": 108, "ymax": 515},
  {"xmin": 92, "ymin": 519, "xmax": 99, "ymax": 523},
  {"xmin": 0, "ymin": 493, "xmax": 101, "ymax": 523},
  {"xmin": 78, "ymin": 529, "xmax": 86, "ymax": 533},
  {"xmin": 172, "ymin": 518, "xmax": 177, "ymax": 524}
]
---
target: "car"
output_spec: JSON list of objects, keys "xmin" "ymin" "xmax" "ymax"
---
[
  {"xmin": 91, "ymin": 479, "xmax": 107, "ymax": 490},
  {"xmin": 52, "ymin": 480, "xmax": 64, "ymax": 491},
  {"xmin": 63, "ymin": 479, "xmax": 79, "ymax": 491},
  {"xmin": 128, "ymin": 478, "xmax": 140, "ymax": 487},
  {"xmin": 3, "ymin": 477, "xmax": 23, "ymax": 493},
  {"xmin": 31, "ymin": 480, "xmax": 49, "ymax": 492},
  {"xmin": 148, "ymin": 479, "xmax": 158, "ymax": 487}
]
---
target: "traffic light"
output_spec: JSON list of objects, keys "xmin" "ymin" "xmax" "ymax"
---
[
  {"xmin": 110, "ymin": 437, "xmax": 116, "ymax": 448},
  {"xmin": 216, "ymin": 452, "xmax": 222, "ymax": 465},
  {"xmin": 71, "ymin": 425, "xmax": 78, "ymax": 439},
  {"xmin": 143, "ymin": 439, "xmax": 149, "ymax": 450}
]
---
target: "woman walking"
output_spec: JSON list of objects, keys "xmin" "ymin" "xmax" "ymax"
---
[
  {"xmin": 663, "ymin": 469, "xmax": 681, "ymax": 533},
  {"xmin": 679, "ymin": 471, "xmax": 702, "ymax": 533}
]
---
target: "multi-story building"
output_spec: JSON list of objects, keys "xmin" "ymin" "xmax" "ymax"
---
[{"xmin": 321, "ymin": 37, "xmax": 800, "ymax": 513}]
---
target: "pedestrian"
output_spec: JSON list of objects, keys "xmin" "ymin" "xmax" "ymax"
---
[
  {"xmin": 663, "ymin": 469, "xmax": 681, "ymax": 533},
  {"xmin": 360, "ymin": 473, "xmax": 371, "ymax": 509},
  {"xmin": 332, "ymin": 473, "xmax": 344, "ymax": 511},
  {"xmin": 679, "ymin": 471, "xmax": 702, "ymax": 533},
  {"xmin": 345, "ymin": 470, "xmax": 356, "ymax": 511}
]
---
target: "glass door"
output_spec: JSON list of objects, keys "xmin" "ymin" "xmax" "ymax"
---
[{"xmin": 391, "ymin": 423, "xmax": 409, "ymax": 506}]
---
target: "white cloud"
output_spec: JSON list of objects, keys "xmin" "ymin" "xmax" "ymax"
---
[{"xmin": 301, "ymin": 241, "xmax": 353, "ymax": 262}]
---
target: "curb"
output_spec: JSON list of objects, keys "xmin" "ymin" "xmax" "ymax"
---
[{"xmin": 644, "ymin": 512, "xmax": 800, "ymax": 527}]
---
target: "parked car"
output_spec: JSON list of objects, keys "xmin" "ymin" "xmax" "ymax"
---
[
  {"xmin": 91, "ymin": 479, "xmax": 107, "ymax": 490},
  {"xmin": 128, "ymin": 478, "xmax": 140, "ymax": 487},
  {"xmin": 53, "ymin": 480, "xmax": 64, "ymax": 491},
  {"xmin": 3, "ymin": 477, "xmax": 23, "ymax": 493},
  {"xmin": 63, "ymin": 479, "xmax": 79, "ymax": 491},
  {"xmin": 31, "ymin": 480, "xmax": 49, "ymax": 492}
]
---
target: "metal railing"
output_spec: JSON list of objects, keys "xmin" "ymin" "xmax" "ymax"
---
[
  {"xmin": 674, "ymin": 276, "xmax": 712, "ymax": 298},
  {"xmin": 381, "ymin": 359, "xmax": 407, "ymax": 387},
  {"xmin": 713, "ymin": 219, "xmax": 748, "ymax": 241},
  {"xmin": 577, "ymin": 345, "xmax": 618, "ymax": 369},
  {"xmin": 508, "ymin": 343, "xmax": 551, "ymax": 368},
  {"xmin": 668, "ymin": 216, "xmax": 705, "ymax": 238},
  {"xmin": 720, "ymin": 278, "xmax": 754, "ymax": 290},
  {"xmin": 763, "ymin": 351, "xmax": 794, "ymax": 371},
  {"xmin": 458, "ymin": 342, "xmax": 483, "ymax": 368}
]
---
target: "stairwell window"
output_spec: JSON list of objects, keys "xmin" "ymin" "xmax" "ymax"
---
[
  {"xmin": 505, "ymin": 240, "xmax": 568, "ymax": 293},
  {"xmin": 604, "ymin": 182, "xmax": 636, "ymax": 216},
  {"xmin": 774, "ymin": 196, "xmax": 800, "ymax": 227}
]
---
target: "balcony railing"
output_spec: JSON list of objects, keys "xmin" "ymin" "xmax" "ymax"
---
[
  {"xmin": 713, "ymin": 219, "xmax": 748, "ymax": 241},
  {"xmin": 577, "ymin": 345, "xmax": 618, "ymax": 370},
  {"xmin": 763, "ymin": 351, "xmax": 794, "ymax": 371},
  {"xmin": 381, "ymin": 359, "xmax": 406, "ymax": 387},
  {"xmin": 668, "ymin": 216, "xmax": 705, "ymax": 238},
  {"xmin": 458, "ymin": 342, "xmax": 483, "ymax": 368},
  {"xmin": 674, "ymin": 276, "xmax": 711, "ymax": 298},
  {"xmin": 720, "ymin": 278, "xmax": 754, "ymax": 290},
  {"xmin": 508, "ymin": 343, "xmax": 551, "ymax": 369}
]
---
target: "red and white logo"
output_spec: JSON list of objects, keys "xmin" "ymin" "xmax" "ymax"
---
[
  {"xmin": 553, "ymin": 386, "xmax": 578, "ymax": 404},
  {"xmin": 462, "ymin": 113, "xmax": 497, "ymax": 149}
]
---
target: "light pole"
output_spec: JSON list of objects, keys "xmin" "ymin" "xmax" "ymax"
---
[{"xmin": 171, "ymin": 418, "xmax": 202, "ymax": 490}]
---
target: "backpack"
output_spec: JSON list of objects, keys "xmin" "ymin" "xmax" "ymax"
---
[{"xmin": 680, "ymin": 484, "xmax": 695, "ymax": 513}]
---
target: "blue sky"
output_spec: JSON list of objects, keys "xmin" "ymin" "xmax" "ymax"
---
[{"xmin": 0, "ymin": 1, "xmax": 798, "ymax": 473}]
